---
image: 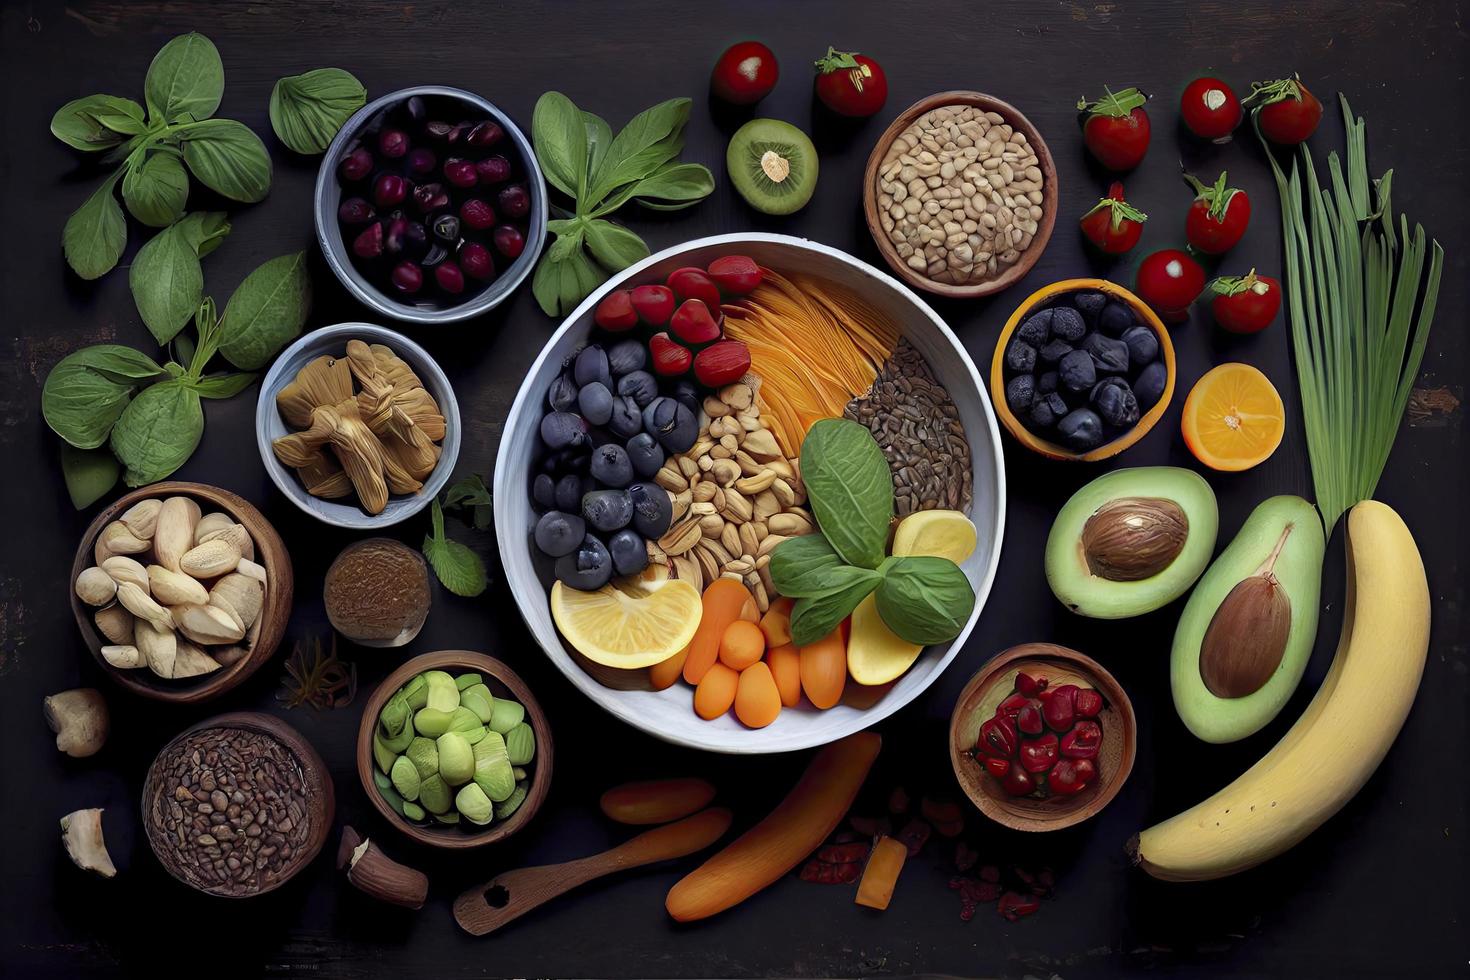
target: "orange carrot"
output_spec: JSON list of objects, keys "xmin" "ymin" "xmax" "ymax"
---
[
  {"xmin": 855, "ymin": 836, "xmax": 907, "ymax": 910},
  {"xmin": 734, "ymin": 663, "xmax": 782, "ymax": 728},
  {"xmin": 799, "ymin": 627, "xmax": 847, "ymax": 709},
  {"xmin": 650, "ymin": 645, "xmax": 689, "ymax": 690},
  {"xmin": 683, "ymin": 579, "xmax": 754, "ymax": 685},
  {"xmin": 693, "ymin": 662, "xmax": 739, "ymax": 719},
  {"xmin": 600, "ymin": 778, "xmax": 717, "ymax": 825},
  {"xmin": 766, "ymin": 643, "xmax": 802, "ymax": 708},
  {"xmin": 666, "ymin": 732, "xmax": 882, "ymax": 921},
  {"xmin": 719, "ymin": 620, "xmax": 766, "ymax": 670},
  {"xmin": 759, "ymin": 596, "xmax": 794, "ymax": 647}
]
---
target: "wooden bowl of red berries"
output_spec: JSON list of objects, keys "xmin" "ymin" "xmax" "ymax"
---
[{"xmin": 949, "ymin": 643, "xmax": 1135, "ymax": 832}]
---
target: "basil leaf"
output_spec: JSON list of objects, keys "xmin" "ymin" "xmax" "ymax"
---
[
  {"xmin": 189, "ymin": 372, "xmax": 257, "ymax": 399},
  {"xmin": 42, "ymin": 345, "xmax": 165, "ymax": 448},
  {"xmin": 130, "ymin": 212, "xmax": 230, "ymax": 344},
  {"xmin": 532, "ymin": 228, "xmax": 595, "ymax": 316},
  {"xmin": 123, "ymin": 151, "xmax": 189, "ymax": 228},
  {"xmin": 181, "ymin": 118, "xmax": 272, "ymax": 203},
  {"xmin": 874, "ymin": 556, "xmax": 975, "ymax": 645},
  {"xmin": 532, "ymin": 91, "xmax": 588, "ymax": 200},
  {"xmin": 769, "ymin": 535, "xmax": 861, "ymax": 597},
  {"xmin": 110, "ymin": 379, "xmax": 204, "ymax": 486},
  {"xmin": 217, "ymin": 251, "xmax": 312, "ymax": 369},
  {"xmin": 144, "ymin": 32, "xmax": 223, "ymax": 124},
  {"xmin": 60, "ymin": 443, "xmax": 120, "ymax": 510},
  {"xmin": 790, "ymin": 575, "xmax": 880, "ymax": 647},
  {"xmin": 584, "ymin": 218, "xmax": 649, "ymax": 272},
  {"xmin": 179, "ymin": 210, "xmax": 232, "ymax": 258},
  {"xmin": 269, "ymin": 68, "xmax": 366, "ymax": 154},
  {"xmin": 587, "ymin": 98, "xmax": 690, "ymax": 204},
  {"xmin": 422, "ymin": 500, "xmax": 488, "ymax": 597},
  {"xmin": 801, "ymin": 418, "xmax": 894, "ymax": 569},
  {"xmin": 62, "ymin": 171, "xmax": 127, "ymax": 280},
  {"xmin": 583, "ymin": 110, "xmax": 614, "ymax": 187},
  {"xmin": 633, "ymin": 162, "xmax": 717, "ymax": 210},
  {"xmin": 51, "ymin": 95, "xmax": 144, "ymax": 151}
]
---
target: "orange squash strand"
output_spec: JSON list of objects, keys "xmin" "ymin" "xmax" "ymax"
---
[
  {"xmin": 855, "ymin": 835, "xmax": 908, "ymax": 910},
  {"xmin": 684, "ymin": 579, "xmax": 755, "ymax": 685},
  {"xmin": 665, "ymin": 732, "xmax": 882, "ymax": 921},
  {"xmin": 600, "ymin": 778, "xmax": 717, "ymax": 826},
  {"xmin": 799, "ymin": 628, "xmax": 847, "ymax": 710}
]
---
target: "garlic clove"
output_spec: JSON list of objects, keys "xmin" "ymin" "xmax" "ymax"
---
[
  {"xmin": 154, "ymin": 496, "xmax": 202, "ymax": 572},
  {"xmin": 194, "ymin": 511, "xmax": 235, "ymax": 545},
  {"xmin": 236, "ymin": 557, "xmax": 268, "ymax": 586},
  {"xmin": 100, "ymin": 555, "xmax": 149, "ymax": 592},
  {"xmin": 94, "ymin": 605, "xmax": 134, "ymax": 645},
  {"xmin": 174, "ymin": 603, "xmax": 246, "ymax": 645},
  {"xmin": 100, "ymin": 521, "xmax": 150, "ymax": 556},
  {"xmin": 147, "ymin": 565, "xmax": 209, "ymax": 606},
  {"xmin": 60, "ymin": 808, "xmax": 117, "ymax": 878},
  {"xmin": 75, "ymin": 567, "xmax": 118, "ymax": 607},
  {"xmin": 198, "ymin": 522, "xmax": 254, "ymax": 562},
  {"xmin": 44, "ymin": 688, "xmax": 109, "ymax": 757},
  {"xmin": 180, "ymin": 539, "xmax": 241, "ymax": 579},
  {"xmin": 208, "ymin": 591, "xmax": 247, "ymax": 633},
  {"xmin": 171, "ymin": 638, "xmax": 223, "ymax": 678},
  {"xmin": 101, "ymin": 644, "xmax": 145, "ymax": 669},
  {"xmin": 135, "ymin": 618, "xmax": 178, "ymax": 677},
  {"xmin": 118, "ymin": 498, "xmax": 162, "ymax": 540},
  {"xmin": 116, "ymin": 582, "xmax": 173, "ymax": 632},
  {"xmin": 210, "ymin": 573, "xmax": 262, "ymax": 629}
]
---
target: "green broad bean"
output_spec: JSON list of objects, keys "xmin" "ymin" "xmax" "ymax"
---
[
  {"xmin": 494, "ymin": 784, "xmax": 528, "ymax": 820},
  {"xmin": 505, "ymin": 722, "xmax": 536, "ymax": 767},
  {"xmin": 488, "ymin": 698, "xmax": 525, "ymax": 734},
  {"xmin": 456, "ymin": 783, "xmax": 494, "ymax": 825},
  {"xmin": 406, "ymin": 736, "xmax": 439, "ymax": 780},
  {"xmin": 389, "ymin": 755, "xmax": 421, "ymax": 801},
  {"xmin": 460, "ymin": 683, "xmax": 495, "ymax": 724}
]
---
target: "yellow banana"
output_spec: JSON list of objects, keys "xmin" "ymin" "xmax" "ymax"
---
[{"xmin": 1128, "ymin": 500, "xmax": 1429, "ymax": 881}]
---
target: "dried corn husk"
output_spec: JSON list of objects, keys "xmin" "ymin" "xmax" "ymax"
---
[
  {"xmin": 276, "ymin": 354, "xmax": 353, "ymax": 428},
  {"xmin": 298, "ymin": 452, "xmax": 353, "ymax": 499},
  {"xmin": 324, "ymin": 401, "xmax": 389, "ymax": 514}
]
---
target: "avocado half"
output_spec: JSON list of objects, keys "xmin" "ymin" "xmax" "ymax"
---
[
  {"xmin": 1171, "ymin": 495, "xmax": 1324, "ymax": 743},
  {"xmin": 1045, "ymin": 467, "xmax": 1219, "ymax": 620}
]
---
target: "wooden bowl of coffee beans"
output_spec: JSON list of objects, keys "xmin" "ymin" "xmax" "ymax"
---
[
  {"xmin": 990, "ymin": 278, "xmax": 1176, "ymax": 461},
  {"xmin": 864, "ymin": 91, "xmax": 1058, "ymax": 298}
]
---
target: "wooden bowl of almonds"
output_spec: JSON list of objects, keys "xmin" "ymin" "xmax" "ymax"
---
[
  {"xmin": 863, "ymin": 91, "xmax": 1058, "ymax": 298},
  {"xmin": 69, "ymin": 482, "xmax": 294, "ymax": 703}
]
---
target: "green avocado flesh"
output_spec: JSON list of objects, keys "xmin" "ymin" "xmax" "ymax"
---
[
  {"xmin": 1045, "ymin": 467, "xmax": 1219, "ymax": 620},
  {"xmin": 1171, "ymin": 495, "xmax": 1325, "ymax": 744}
]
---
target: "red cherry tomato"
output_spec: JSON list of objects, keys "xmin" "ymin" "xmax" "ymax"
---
[
  {"xmin": 1180, "ymin": 77, "xmax": 1242, "ymax": 141},
  {"xmin": 1079, "ymin": 181, "xmax": 1147, "ymax": 255},
  {"xmin": 1136, "ymin": 249, "xmax": 1206, "ymax": 322},
  {"xmin": 813, "ymin": 46, "xmax": 887, "ymax": 118},
  {"xmin": 1209, "ymin": 271, "xmax": 1281, "ymax": 333},
  {"xmin": 711, "ymin": 41, "xmax": 779, "ymax": 105},
  {"xmin": 1076, "ymin": 86, "xmax": 1151, "ymax": 171},
  {"xmin": 1183, "ymin": 170, "xmax": 1250, "ymax": 254},
  {"xmin": 1245, "ymin": 76, "xmax": 1323, "ymax": 144}
]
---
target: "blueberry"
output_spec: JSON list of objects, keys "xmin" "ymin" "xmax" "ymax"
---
[
  {"xmin": 1134, "ymin": 360, "xmax": 1168, "ymax": 410},
  {"xmin": 573, "ymin": 345, "xmax": 611, "ymax": 389},
  {"xmin": 1029, "ymin": 395, "xmax": 1061, "ymax": 429},
  {"xmin": 1005, "ymin": 338, "xmax": 1037, "ymax": 373},
  {"xmin": 1015, "ymin": 310, "xmax": 1052, "ymax": 347},
  {"xmin": 539, "ymin": 411, "xmax": 587, "ymax": 450},
  {"xmin": 628, "ymin": 482, "xmax": 673, "ymax": 538},
  {"xmin": 616, "ymin": 370, "xmax": 659, "ymax": 408},
  {"xmin": 534, "ymin": 510, "xmax": 586, "ymax": 557},
  {"xmin": 1098, "ymin": 301, "xmax": 1134, "ymax": 336},
  {"xmin": 1091, "ymin": 377, "xmax": 1141, "ymax": 427},
  {"xmin": 554, "ymin": 535, "xmax": 613, "ymax": 591},
  {"xmin": 1005, "ymin": 374, "xmax": 1035, "ymax": 413},
  {"xmin": 1050, "ymin": 307, "xmax": 1087, "ymax": 342},
  {"xmin": 1081, "ymin": 333, "xmax": 1130, "ymax": 374},
  {"xmin": 607, "ymin": 528, "xmax": 648, "ymax": 577},
  {"xmin": 547, "ymin": 372, "xmax": 578, "ymax": 413},
  {"xmin": 582, "ymin": 489, "xmax": 633, "ymax": 532},
  {"xmin": 607, "ymin": 338, "xmax": 647, "ymax": 375},
  {"xmin": 532, "ymin": 473, "xmax": 556, "ymax": 510},
  {"xmin": 1121, "ymin": 325, "xmax": 1159, "ymax": 365},
  {"xmin": 1058, "ymin": 349, "xmax": 1097, "ymax": 392},
  {"xmin": 608, "ymin": 396, "xmax": 643, "ymax": 440},
  {"xmin": 1073, "ymin": 291, "xmax": 1106, "ymax": 322},
  {"xmin": 1039, "ymin": 339, "xmax": 1073, "ymax": 364},
  {"xmin": 589, "ymin": 443, "xmax": 634, "ymax": 488},
  {"xmin": 1037, "ymin": 371, "xmax": 1059, "ymax": 394},
  {"xmin": 625, "ymin": 432, "xmax": 665, "ymax": 479},
  {"xmin": 577, "ymin": 382, "xmax": 613, "ymax": 425},
  {"xmin": 641, "ymin": 397, "xmax": 698, "ymax": 453},
  {"xmin": 1043, "ymin": 392, "xmax": 1069, "ymax": 418},
  {"xmin": 1057, "ymin": 408, "xmax": 1105, "ymax": 450},
  {"xmin": 670, "ymin": 379, "xmax": 701, "ymax": 417},
  {"xmin": 554, "ymin": 474, "xmax": 586, "ymax": 512}
]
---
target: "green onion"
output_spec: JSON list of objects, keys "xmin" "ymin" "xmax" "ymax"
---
[{"xmin": 1258, "ymin": 96, "xmax": 1444, "ymax": 532}]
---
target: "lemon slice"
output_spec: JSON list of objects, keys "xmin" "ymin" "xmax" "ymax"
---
[
  {"xmin": 550, "ymin": 578, "xmax": 702, "ymax": 669},
  {"xmin": 891, "ymin": 509, "xmax": 978, "ymax": 563}
]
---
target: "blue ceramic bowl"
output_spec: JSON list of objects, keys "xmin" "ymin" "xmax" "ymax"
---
[
  {"xmin": 314, "ymin": 85, "xmax": 548, "ymax": 325},
  {"xmin": 256, "ymin": 323, "xmax": 461, "ymax": 529}
]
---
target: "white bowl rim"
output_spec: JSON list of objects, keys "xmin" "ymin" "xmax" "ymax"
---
[
  {"xmin": 255, "ymin": 321, "xmax": 463, "ymax": 529},
  {"xmin": 493, "ymin": 232, "xmax": 1007, "ymax": 754}
]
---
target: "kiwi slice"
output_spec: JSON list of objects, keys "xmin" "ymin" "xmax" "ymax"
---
[{"xmin": 727, "ymin": 118, "xmax": 819, "ymax": 215}]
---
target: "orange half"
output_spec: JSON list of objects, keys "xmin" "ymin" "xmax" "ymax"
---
[{"xmin": 1181, "ymin": 363, "xmax": 1285, "ymax": 471}]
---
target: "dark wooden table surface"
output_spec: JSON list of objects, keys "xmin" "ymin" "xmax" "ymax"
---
[{"xmin": 3, "ymin": 1, "xmax": 1465, "ymax": 976}]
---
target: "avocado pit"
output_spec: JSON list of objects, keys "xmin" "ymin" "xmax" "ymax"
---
[
  {"xmin": 1198, "ymin": 524, "xmax": 1294, "ymax": 698},
  {"xmin": 1079, "ymin": 496, "xmax": 1189, "ymax": 582}
]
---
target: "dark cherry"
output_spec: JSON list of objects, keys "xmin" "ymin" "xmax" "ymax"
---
[
  {"xmin": 390, "ymin": 261, "xmax": 423, "ymax": 294},
  {"xmin": 373, "ymin": 173, "xmax": 409, "ymax": 208},
  {"xmin": 406, "ymin": 147, "xmax": 437, "ymax": 176},
  {"xmin": 1001, "ymin": 766, "xmax": 1035, "ymax": 797},
  {"xmin": 493, "ymin": 225, "xmax": 525, "ymax": 260},
  {"xmin": 378, "ymin": 129, "xmax": 410, "ymax": 158},
  {"xmin": 444, "ymin": 158, "xmax": 478, "ymax": 188},
  {"xmin": 351, "ymin": 222, "xmax": 384, "ymax": 259},
  {"xmin": 1018, "ymin": 732, "xmax": 1059, "ymax": 774},
  {"xmin": 383, "ymin": 216, "xmax": 410, "ymax": 255},
  {"xmin": 466, "ymin": 120, "xmax": 504, "ymax": 147},
  {"xmin": 476, "ymin": 155, "xmax": 512, "ymax": 184},
  {"xmin": 337, "ymin": 197, "xmax": 375, "ymax": 225},
  {"xmin": 1015, "ymin": 671, "xmax": 1048, "ymax": 697},
  {"xmin": 1016, "ymin": 702, "xmax": 1044, "ymax": 736},
  {"xmin": 338, "ymin": 146, "xmax": 374, "ymax": 182},
  {"xmin": 497, "ymin": 183, "xmax": 530, "ymax": 218},
  {"xmin": 460, "ymin": 198, "xmax": 496, "ymax": 230},
  {"xmin": 411, "ymin": 181, "xmax": 450, "ymax": 215},
  {"xmin": 435, "ymin": 261, "xmax": 465, "ymax": 295},
  {"xmin": 1043, "ymin": 684, "xmax": 1078, "ymax": 732},
  {"xmin": 459, "ymin": 241, "xmax": 495, "ymax": 281}
]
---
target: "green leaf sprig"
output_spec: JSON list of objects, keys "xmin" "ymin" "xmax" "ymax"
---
[
  {"xmin": 529, "ymin": 92, "xmax": 715, "ymax": 317},
  {"xmin": 422, "ymin": 494, "xmax": 489, "ymax": 598},
  {"xmin": 52, "ymin": 33, "xmax": 273, "ymax": 280},
  {"xmin": 769, "ymin": 418, "xmax": 975, "ymax": 646},
  {"xmin": 269, "ymin": 68, "xmax": 367, "ymax": 155}
]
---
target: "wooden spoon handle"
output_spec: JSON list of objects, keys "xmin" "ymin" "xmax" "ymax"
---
[{"xmin": 453, "ymin": 807, "xmax": 732, "ymax": 936}]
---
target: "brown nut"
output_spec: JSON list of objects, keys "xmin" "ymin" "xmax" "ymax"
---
[
  {"xmin": 337, "ymin": 826, "xmax": 428, "ymax": 909},
  {"xmin": 1080, "ymin": 497, "xmax": 1189, "ymax": 582}
]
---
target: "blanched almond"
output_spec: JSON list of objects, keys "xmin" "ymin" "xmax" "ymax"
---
[
  {"xmin": 194, "ymin": 512, "xmax": 235, "ymax": 545},
  {"xmin": 147, "ymin": 565, "xmax": 208, "ymax": 606},
  {"xmin": 154, "ymin": 497, "xmax": 201, "ymax": 572},
  {"xmin": 174, "ymin": 603, "xmax": 246, "ymax": 645},
  {"xmin": 94, "ymin": 605, "xmax": 134, "ymax": 645},
  {"xmin": 236, "ymin": 557, "xmax": 268, "ymax": 585},
  {"xmin": 116, "ymin": 582, "xmax": 173, "ymax": 632},
  {"xmin": 101, "ymin": 644, "xmax": 145, "ymax": 669},
  {"xmin": 99, "ymin": 522, "xmax": 149, "ymax": 556},
  {"xmin": 118, "ymin": 499, "xmax": 161, "ymax": 539},
  {"xmin": 75, "ymin": 568, "xmax": 117, "ymax": 607},
  {"xmin": 180, "ymin": 539, "xmax": 241, "ymax": 579},
  {"xmin": 210, "ymin": 573, "xmax": 262, "ymax": 629},
  {"xmin": 199, "ymin": 522, "xmax": 254, "ymax": 562},
  {"xmin": 171, "ymin": 638, "xmax": 222, "ymax": 679},
  {"xmin": 100, "ymin": 556, "xmax": 149, "ymax": 592},
  {"xmin": 135, "ymin": 619, "xmax": 177, "ymax": 677}
]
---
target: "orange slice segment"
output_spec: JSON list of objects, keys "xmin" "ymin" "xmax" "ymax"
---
[{"xmin": 1181, "ymin": 362, "xmax": 1285, "ymax": 471}]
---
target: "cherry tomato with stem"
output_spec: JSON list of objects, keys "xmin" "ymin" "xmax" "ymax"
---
[
  {"xmin": 1183, "ymin": 170, "xmax": 1250, "ymax": 254},
  {"xmin": 813, "ymin": 46, "xmax": 887, "ymax": 117},
  {"xmin": 1244, "ymin": 75, "xmax": 1323, "ymax": 145},
  {"xmin": 711, "ymin": 41, "xmax": 779, "ymax": 105},
  {"xmin": 1180, "ymin": 77, "xmax": 1242, "ymax": 141},
  {"xmin": 1136, "ymin": 248, "xmax": 1206, "ymax": 323},
  {"xmin": 1079, "ymin": 181, "xmax": 1148, "ymax": 255},
  {"xmin": 1076, "ymin": 86, "xmax": 1151, "ymax": 171},
  {"xmin": 1209, "ymin": 270, "xmax": 1281, "ymax": 333}
]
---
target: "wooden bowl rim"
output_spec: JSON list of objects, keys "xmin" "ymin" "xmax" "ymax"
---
[
  {"xmin": 948, "ymin": 642, "xmax": 1137, "ymax": 832},
  {"xmin": 69, "ymin": 481, "xmax": 294, "ymax": 703},
  {"xmin": 355, "ymin": 650, "xmax": 554, "ymax": 849},
  {"xmin": 989, "ymin": 278, "xmax": 1177, "ymax": 462},
  {"xmin": 141, "ymin": 711, "xmax": 335, "ymax": 897},
  {"xmin": 862, "ymin": 90, "xmax": 1059, "ymax": 298}
]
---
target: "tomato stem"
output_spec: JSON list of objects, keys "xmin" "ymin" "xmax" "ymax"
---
[{"xmin": 1075, "ymin": 86, "xmax": 1149, "ymax": 118}]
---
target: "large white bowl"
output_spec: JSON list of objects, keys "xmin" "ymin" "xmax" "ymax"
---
[{"xmin": 494, "ymin": 233, "xmax": 1006, "ymax": 754}]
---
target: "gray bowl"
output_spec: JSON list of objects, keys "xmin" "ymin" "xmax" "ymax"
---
[
  {"xmin": 255, "ymin": 323, "xmax": 462, "ymax": 529},
  {"xmin": 313, "ymin": 85, "xmax": 548, "ymax": 325}
]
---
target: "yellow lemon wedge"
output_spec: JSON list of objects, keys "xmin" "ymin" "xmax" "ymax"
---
[
  {"xmin": 890, "ymin": 509, "xmax": 978, "ymax": 563},
  {"xmin": 550, "ymin": 577, "xmax": 702, "ymax": 669}
]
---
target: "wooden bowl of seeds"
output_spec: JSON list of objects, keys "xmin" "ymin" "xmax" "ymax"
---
[{"xmin": 863, "ymin": 91, "xmax": 1058, "ymax": 298}]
